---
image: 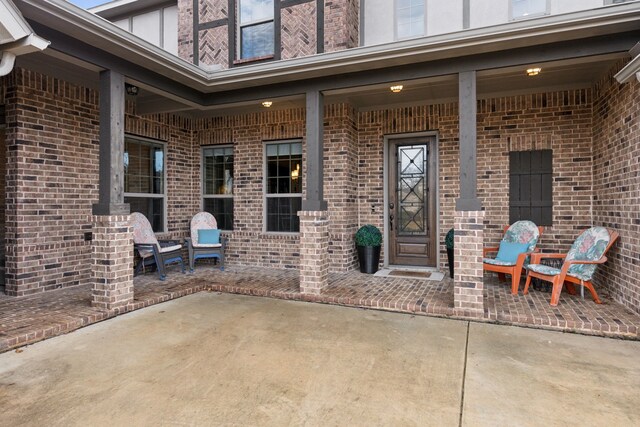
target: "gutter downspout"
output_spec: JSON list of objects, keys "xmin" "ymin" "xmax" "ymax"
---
[
  {"xmin": 0, "ymin": 52, "xmax": 17, "ymax": 77},
  {"xmin": 0, "ymin": 34, "xmax": 50, "ymax": 77}
]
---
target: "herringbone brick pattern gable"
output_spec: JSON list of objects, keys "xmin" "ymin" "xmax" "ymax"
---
[
  {"xmin": 199, "ymin": 0, "xmax": 227, "ymax": 23},
  {"xmin": 199, "ymin": 28, "xmax": 229, "ymax": 69},
  {"xmin": 281, "ymin": 3, "xmax": 317, "ymax": 59}
]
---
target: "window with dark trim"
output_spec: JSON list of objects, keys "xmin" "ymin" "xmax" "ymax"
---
[
  {"xmin": 202, "ymin": 146, "xmax": 234, "ymax": 230},
  {"xmin": 238, "ymin": 0, "xmax": 274, "ymax": 59},
  {"xmin": 265, "ymin": 141, "xmax": 302, "ymax": 232},
  {"xmin": 509, "ymin": 150, "xmax": 552, "ymax": 226},
  {"xmin": 124, "ymin": 136, "xmax": 166, "ymax": 232}
]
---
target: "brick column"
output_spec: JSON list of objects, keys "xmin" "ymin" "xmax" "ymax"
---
[
  {"xmin": 91, "ymin": 215, "xmax": 133, "ymax": 311},
  {"xmin": 298, "ymin": 211, "xmax": 329, "ymax": 295},
  {"xmin": 454, "ymin": 210, "xmax": 484, "ymax": 318}
]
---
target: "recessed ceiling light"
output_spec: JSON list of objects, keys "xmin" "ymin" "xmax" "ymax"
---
[
  {"xmin": 526, "ymin": 67, "xmax": 542, "ymax": 76},
  {"xmin": 390, "ymin": 85, "xmax": 404, "ymax": 93},
  {"xmin": 262, "ymin": 101, "xmax": 273, "ymax": 108}
]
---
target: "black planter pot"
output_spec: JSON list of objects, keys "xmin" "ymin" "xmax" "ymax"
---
[
  {"xmin": 446, "ymin": 247, "xmax": 454, "ymax": 278},
  {"xmin": 357, "ymin": 245, "xmax": 381, "ymax": 274}
]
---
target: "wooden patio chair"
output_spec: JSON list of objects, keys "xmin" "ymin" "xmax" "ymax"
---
[
  {"xmin": 185, "ymin": 212, "xmax": 225, "ymax": 272},
  {"xmin": 483, "ymin": 221, "xmax": 544, "ymax": 295},
  {"xmin": 131, "ymin": 212, "xmax": 185, "ymax": 280},
  {"xmin": 524, "ymin": 227, "xmax": 619, "ymax": 306}
]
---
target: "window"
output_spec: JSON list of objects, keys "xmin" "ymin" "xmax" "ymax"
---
[
  {"xmin": 239, "ymin": 0, "xmax": 274, "ymax": 59},
  {"xmin": 511, "ymin": 0, "xmax": 548, "ymax": 19},
  {"xmin": 509, "ymin": 150, "xmax": 552, "ymax": 226},
  {"xmin": 396, "ymin": 0, "xmax": 425, "ymax": 39},
  {"xmin": 202, "ymin": 146, "xmax": 234, "ymax": 230},
  {"xmin": 265, "ymin": 141, "xmax": 302, "ymax": 233},
  {"xmin": 605, "ymin": 0, "xmax": 634, "ymax": 4},
  {"xmin": 124, "ymin": 137, "xmax": 166, "ymax": 232}
]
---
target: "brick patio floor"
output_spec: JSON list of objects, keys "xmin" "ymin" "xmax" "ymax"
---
[{"xmin": 1, "ymin": 265, "xmax": 639, "ymax": 353}]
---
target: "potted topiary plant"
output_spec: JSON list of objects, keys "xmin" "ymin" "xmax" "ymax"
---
[
  {"xmin": 445, "ymin": 228, "xmax": 454, "ymax": 278},
  {"xmin": 355, "ymin": 224, "xmax": 382, "ymax": 274}
]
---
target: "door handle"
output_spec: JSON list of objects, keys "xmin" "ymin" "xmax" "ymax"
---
[{"xmin": 389, "ymin": 203, "xmax": 395, "ymax": 231}]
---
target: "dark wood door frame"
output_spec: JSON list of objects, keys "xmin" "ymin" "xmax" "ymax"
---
[{"xmin": 384, "ymin": 133, "xmax": 438, "ymax": 268}]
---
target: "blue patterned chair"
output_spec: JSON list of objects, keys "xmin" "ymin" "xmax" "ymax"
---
[
  {"xmin": 524, "ymin": 227, "xmax": 619, "ymax": 306},
  {"xmin": 483, "ymin": 221, "xmax": 544, "ymax": 295}
]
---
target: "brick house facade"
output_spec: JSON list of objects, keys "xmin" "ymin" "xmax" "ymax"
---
[
  {"xmin": 0, "ymin": 0, "xmax": 639, "ymax": 319},
  {"xmin": 180, "ymin": 0, "xmax": 359, "ymax": 69}
]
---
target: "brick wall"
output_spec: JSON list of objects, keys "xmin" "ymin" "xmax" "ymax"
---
[
  {"xmin": 476, "ymin": 90, "xmax": 593, "ymax": 252},
  {"xmin": 358, "ymin": 104, "xmax": 459, "ymax": 269},
  {"xmin": 125, "ymin": 111, "xmax": 197, "ymax": 241},
  {"xmin": 5, "ymin": 65, "xmax": 636, "ymax": 308},
  {"xmin": 197, "ymin": 0, "xmax": 229, "ymax": 69},
  {"xmin": 0, "ymin": 124, "xmax": 5, "ymax": 286},
  {"xmin": 2, "ymin": 68, "xmax": 99, "ymax": 296},
  {"xmin": 593, "ymin": 60, "xmax": 640, "ymax": 314},
  {"xmin": 194, "ymin": 109, "xmax": 307, "ymax": 269},
  {"xmin": 281, "ymin": 2, "xmax": 318, "ymax": 60},
  {"xmin": 358, "ymin": 91, "xmax": 593, "ymax": 271},
  {"xmin": 454, "ymin": 210, "xmax": 484, "ymax": 316},
  {"xmin": 177, "ymin": 0, "xmax": 195, "ymax": 63},
  {"xmin": 324, "ymin": 0, "xmax": 359, "ymax": 52},
  {"xmin": 0, "ymin": 69, "xmax": 194, "ymax": 296}
]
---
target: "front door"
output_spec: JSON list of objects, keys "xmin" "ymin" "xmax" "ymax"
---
[{"xmin": 388, "ymin": 138, "xmax": 437, "ymax": 267}]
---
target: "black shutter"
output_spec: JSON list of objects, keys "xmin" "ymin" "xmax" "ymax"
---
[{"xmin": 509, "ymin": 150, "xmax": 552, "ymax": 226}]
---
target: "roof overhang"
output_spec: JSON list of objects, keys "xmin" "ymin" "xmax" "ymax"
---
[
  {"xmin": 89, "ymin": 0, "xmax": 174, "ymax": 20},
  {"xmin": 10, "ymin": 0, "xmax": 640, "ymax": 100},
  {"xmin": 0, "ymin": 0, "xmax": 49, "ymax": 76},
  {"xmin": 615, "ymin": 42, "xmax": 640, "ymax": 83}
]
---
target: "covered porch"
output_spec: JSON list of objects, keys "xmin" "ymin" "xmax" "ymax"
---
[{"xmin": 0, "ymin": 2, "xmax": 639, "ymax": 352}]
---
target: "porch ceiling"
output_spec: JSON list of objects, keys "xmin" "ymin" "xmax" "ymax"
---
[
  {"xmin": 15, "ymin": 51, "xmax": 624, "ymax": 117},
  {"xmin": 326, "ymin": 53, "xmax": 624, "ymax": 111},
  {"xmin": 142, "ymin": 53, "xmax": 623, "ymax": 116}
]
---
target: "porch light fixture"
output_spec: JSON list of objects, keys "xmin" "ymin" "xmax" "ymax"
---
[
  {"xmin": 390, "ymin": 85, "xmax": 404, "ymax": 93},
  {"xmin": 261, "ymin": 101, "xmax": 273, "ymax": 108},
  {"xmin": 125, "ymin": 83, "xmax": 139, "ymax": 96},
  {"xmin": 526, "ymin": 67, "xmax": 542, "ymax": 76}
]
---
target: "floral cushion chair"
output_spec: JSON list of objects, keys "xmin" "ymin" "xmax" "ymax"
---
[
  {"xmin": 483, "ymin": 220, "xmax": 543, "ymax": 295},
  {"xmin": 524, "ymin": 227, "xmax": 619, "ymax": 306},
  {"xmin": 131, "ymin": 212, "xmax": 185, "ymax": 280},
  {"xmin": 185, "ymin": 212, "xmax": 225, "ymax": 272}
]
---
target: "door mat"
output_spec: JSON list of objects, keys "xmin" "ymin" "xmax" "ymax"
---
[{"xmin": 374, "ymin": 269, "xmax": 445, "ymax": 281}]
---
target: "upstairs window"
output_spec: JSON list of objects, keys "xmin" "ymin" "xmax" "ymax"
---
[
  {"xmin": 202, "ymin": 146, "xmax": 234, "ymax": 230},
  {"xmin": 124, "ymin": 137, "xmax": 166, "ymax": 232},
  {"xmin": 112, "ymin": 5, "xmax": 178, "ymax": 55},
  {"xmin": 509, "ymin": 150, "xmax": 552, "ymax": 226},
  {"xmin": 239, "ymin": 0, "xmax": 274, "ymax": 59},
  {"xmin": 265, "ymin": 141, "xmax": 302, "ymax": 233},
  {"xmin": 396, "ymin": 0, "xmax": 425, "ymax": 39},
  {"xmin": 511, "ymin": 0, "xmax": 549, "ymax": 19}
]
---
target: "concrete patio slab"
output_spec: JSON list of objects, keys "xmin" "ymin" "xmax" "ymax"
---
[
  {"xmin": 462, "ymin": 322, "xmax": 640, "ymax": 427},
  {"xmin": 0, "ymin": 293, "xmax": 468, "ymax": 426}
]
